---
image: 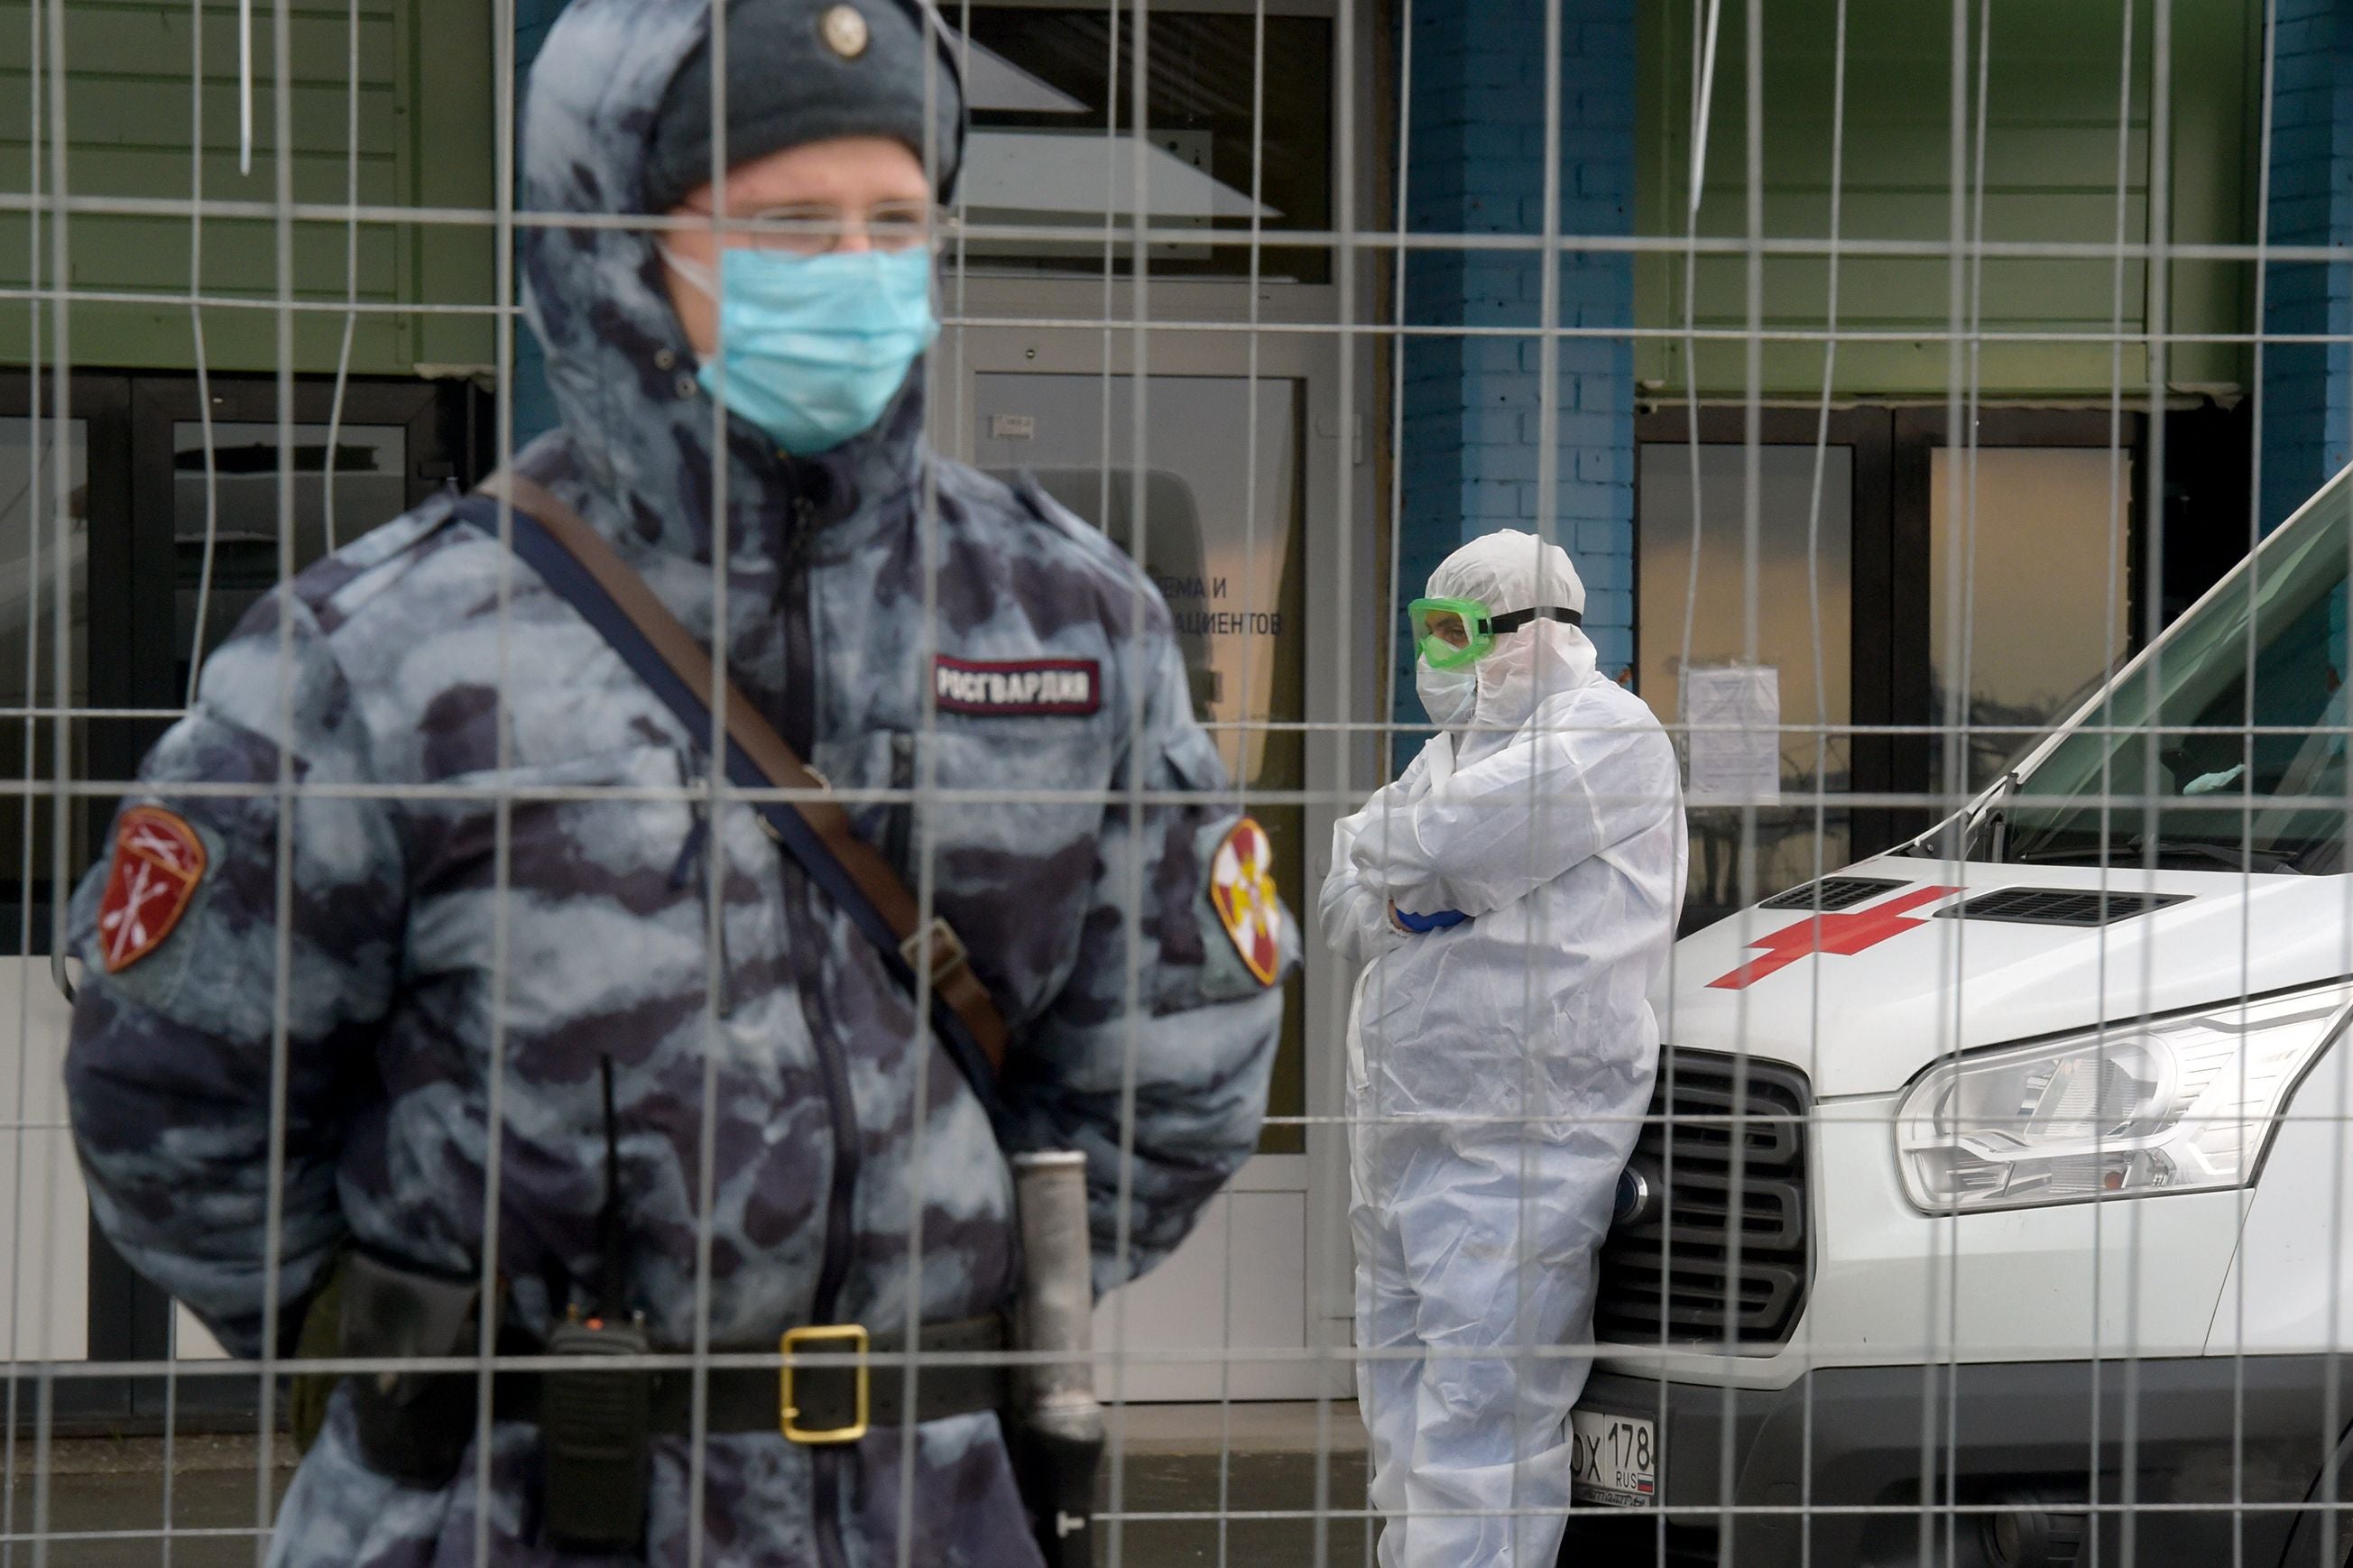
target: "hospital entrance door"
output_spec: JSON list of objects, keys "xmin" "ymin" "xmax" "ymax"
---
[{"xmin": 955, "ymin": 342, "xmax": 1358, "ymax": 1402}]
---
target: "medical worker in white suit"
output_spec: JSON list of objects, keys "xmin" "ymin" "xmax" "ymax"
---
[{"xmin": 1320, "ymin": 528, "xmax": 1686, "ymax": 1568}]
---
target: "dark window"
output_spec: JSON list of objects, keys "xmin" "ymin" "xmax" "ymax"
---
[{"xmin": 954, "ymin": 10, "xmax": 1333, "ymax": 281}]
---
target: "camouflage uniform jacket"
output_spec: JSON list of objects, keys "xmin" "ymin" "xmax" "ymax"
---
[{"xmin": 60, "ymin": 3, "xmax": 1290, "ymax": 1563}]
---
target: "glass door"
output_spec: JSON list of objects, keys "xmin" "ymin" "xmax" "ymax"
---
[
  {"xmin": 1895, "ymin": 408, "xmax": 2144, "ymax": 831},
  {"xmin": 972, "ymin": 371, "xmax": 1309, "ymax": 1155},
  {"xmin": 1635, "ymin": 408, "xmax": 1887, "ymax": 929},
  {"xmin": 0, "ymin": 406, "xmax": 93, "ymax": 943},
  {"xmin": 968, "ymin": 371, "xmax": 1314, "ymax": 1402},
  {"xmin": 170, "ymin": 419, "xmax": 417, "ymax": 687},
  {"xmin": 0, "ymin": 403, "xmax": 97, "ymax": 1376},
  {"xmin": 950, "ymin": 315, "xmax": 1366, "ymax": 1402},
  {"xmin": 1926, "ymin": 445, "xmax": 2134, "ymax": 794},
  {"xmin": 1637, "ymin": 409, "xmax": 2147, "ymax": 899}
]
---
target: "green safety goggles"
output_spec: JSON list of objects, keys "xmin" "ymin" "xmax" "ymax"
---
[{"xmin": 1408, "ymin": 596, "xmax": 1583, "ymax": 670}]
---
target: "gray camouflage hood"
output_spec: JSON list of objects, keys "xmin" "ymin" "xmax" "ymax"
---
[{"xmin": 521, "ymin": 0, "xmax": 924, "ymax": 564}]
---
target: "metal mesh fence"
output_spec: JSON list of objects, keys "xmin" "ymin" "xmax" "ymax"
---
[{"xmin": 3, "ymin": 1, "xmax": 2349, "ymax": 1565}]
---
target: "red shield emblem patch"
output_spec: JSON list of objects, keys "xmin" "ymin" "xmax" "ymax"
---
[
  {"xmin": 97, "ymin": 807, "xmax": 207, "ymax": 973},
  {"xmin": 1209, "ymin": 817, "xmax": 1282, "ymax": 987}
]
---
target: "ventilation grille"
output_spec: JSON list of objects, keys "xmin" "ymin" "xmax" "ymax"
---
[
  {"xmin": 1594, "ymin": 1051, "xmax": 1811, "ymax": 1352},
  {"xmin": 1758, "ymin": 876, "xmax": 1906, "ymax": 912},
  {"xmin": 1935, "ymin": 888, "xmax": 2190, "ymax": 927}
]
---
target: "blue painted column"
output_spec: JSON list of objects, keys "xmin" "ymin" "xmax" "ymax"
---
[
  {"xmin": 509, "ymin": 0, "xmax": 571, "ymax": 447},
  {"xmin": 2264, "ymin": 0, "xmax": 2353, "ymax": 531},
  {"xmin": 1395, "ymin": 0, "xmax": 1636, "ymax": 766}
]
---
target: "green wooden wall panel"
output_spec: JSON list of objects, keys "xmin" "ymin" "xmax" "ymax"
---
[
  {"xmin": 1752, "ymin": 191, "xmax": 2156, "ymax": 245},
  {"xmin": 2160, "ymin": 0, "xmax": 2257, "ymax": 395},
  {"xmin": 0, "ymin": 7, "xmax": 400, "ymax": 85},
  {"xmin": 406, "ymin": 0, "xmax": 495, "ymax": 374},
  {"xmin": 2, "ymin": 148, "xmax": 400, "ymax": 207},
  {"xmin": 1686, "ymin": 250, "xmax": 2152, "ymax": 328},
  {"xmin": 0, "ymin": 0, "xmax": 494, "ymax": 376},
  {"xmin": 1728, "ymin": 125, "xmax": 2152, "ymax": 190},
  {"xmin": 0, "ymin": 214, "xmax": 403, "ymax": 295},
  {"xmin": 0, "ymin": 295, "xmax": 414, "ymax": 373},
  {"xmin": 0, "ymin": 76, "xmax": 404, "ymax": 154},
  {"xmin": 1636, "ymin": 0, "xmax": 2257, "ymax": 400}
]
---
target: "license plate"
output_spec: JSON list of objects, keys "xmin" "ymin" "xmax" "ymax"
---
[{"xmin": 1569, "ymin": 1408, "xmax": 1658, "ymax": 1508}]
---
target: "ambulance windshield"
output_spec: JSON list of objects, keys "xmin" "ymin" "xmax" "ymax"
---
[{"xmin": 2003, "ymin": 469, "xmax": 2353, "ymax": 874}]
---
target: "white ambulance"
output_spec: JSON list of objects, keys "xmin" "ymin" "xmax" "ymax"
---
[{"xmin": 1564, "ymin": 466, "xmax": 2353, "ymax": 1568}]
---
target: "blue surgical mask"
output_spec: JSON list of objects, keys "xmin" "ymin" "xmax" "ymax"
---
[{"xmin": 663, "ymin": 245, "xmax": 939, "ymax": 455}]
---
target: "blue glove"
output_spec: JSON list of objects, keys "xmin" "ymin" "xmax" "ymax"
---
[{"xmin": 1393, "ymin": 907, "xmax": 1469, "ymax": 933}]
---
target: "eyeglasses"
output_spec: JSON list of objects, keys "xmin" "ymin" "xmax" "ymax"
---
[{"xmin": 679, "ymin": 200, "xmax": 939, "ymax": 256}]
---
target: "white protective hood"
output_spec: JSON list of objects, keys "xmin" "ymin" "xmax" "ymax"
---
[{"xmin": 1435, "ymin": 528, "xmax": 1599, "ymax": 761}]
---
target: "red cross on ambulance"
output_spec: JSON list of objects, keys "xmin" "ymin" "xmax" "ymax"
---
[{"xmin": 1706, "ymin": 883, "xmax": 1963, "ymax": 991}]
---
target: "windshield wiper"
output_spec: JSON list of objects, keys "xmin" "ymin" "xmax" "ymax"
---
[
  {"xmin": 1899, "ymin": 770, "xmax": 2020, "ymax": 861},
  {"xmin": 2133, "ymin": 836, "xmax": 2302, "ymax": 874},
  {"xmin": 1982, "ymin": 770, "xmax": 2020, "ymax": 863},
  {"xmin": 2012, "ymin": 836, "xmax": 2302, "ymax": 874}
]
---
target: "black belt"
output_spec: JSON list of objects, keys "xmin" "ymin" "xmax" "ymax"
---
[{"xmin": 495, "ymin": 1314, "xmax": 1009, "ymax": 1442}]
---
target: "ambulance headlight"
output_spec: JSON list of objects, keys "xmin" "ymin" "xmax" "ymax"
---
[{"xmin": 1895, "ymin": 985, "xmax": 2353, "ymax": 1213}]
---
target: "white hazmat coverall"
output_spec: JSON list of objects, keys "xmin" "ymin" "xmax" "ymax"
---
[{"xmin": 1320, "ymin": 530, "xmax": 1686, "ymax": 1568}]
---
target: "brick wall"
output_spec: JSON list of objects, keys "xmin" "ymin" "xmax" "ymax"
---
[
  {"xmin": 2264, "ymin": 0, "xmax": 2353, "ymax": 530},
  {"xmin": 1396, "ymin": 0, "xmax": 1636, "ymax": 763}
]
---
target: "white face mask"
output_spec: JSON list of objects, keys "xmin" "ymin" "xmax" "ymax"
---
[{"xmin": 1416, "ymin": 664, "xmax": 1478, "ymax": 729}]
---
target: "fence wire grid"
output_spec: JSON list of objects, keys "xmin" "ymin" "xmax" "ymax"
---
[{"xmin": 5, "ymin": 0, "xmax": 2353, "ymax": 1566}]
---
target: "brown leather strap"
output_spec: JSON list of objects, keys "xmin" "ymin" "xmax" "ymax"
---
[{"xmin": 476, "ymin": 471, "xmax": 1009, "ymax": 1077}]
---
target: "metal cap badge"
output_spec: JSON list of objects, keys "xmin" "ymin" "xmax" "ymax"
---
[{"xmin": 821, "ymin": 4, "xmax": 871, "ymax": 59}]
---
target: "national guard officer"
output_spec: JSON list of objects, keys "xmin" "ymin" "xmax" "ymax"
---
[{"xmin": 60, "ymin": 2, "xmax": 1292, "ymax": 1563}]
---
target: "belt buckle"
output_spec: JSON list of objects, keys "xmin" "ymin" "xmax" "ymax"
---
[
  {"xmin": 900, "ymin": 917, "xmax": 970, "ymax": 990},
  {"xmin": 780, "ymin": 1323, "xmax": 869, "ymax": 1444}
]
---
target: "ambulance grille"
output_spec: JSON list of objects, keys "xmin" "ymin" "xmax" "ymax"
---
[
  {"xmin": 1935, "ymin": 887, "xmax": 2189, "ymax": 927},
  {"xmin": 1757, "ymin": 875, "xmax": 1905, "ymax": 912},
  {"xmin": 1594, "ymin": 1051, "xmax": 1810, "ymax": 1351}
]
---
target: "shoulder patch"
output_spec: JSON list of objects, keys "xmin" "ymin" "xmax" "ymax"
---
[
  {"xmin": 936, "ymin": 656, "xmax": 1102, "ymax": 717},
  {"xmin": 97, "ymin": 807, "xmax": 208, "ymax": 973},
  {"xmin": 1207, "ymin": 817, "xmax": 1282, "ymax": 987}
]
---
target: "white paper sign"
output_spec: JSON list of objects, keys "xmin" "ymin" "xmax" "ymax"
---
[{"xmin": 1683, "ymin": 665, "xmax": 1782, "ymax": 806}]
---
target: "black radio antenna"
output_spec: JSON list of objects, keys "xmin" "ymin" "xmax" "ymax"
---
[{"xmin": 596, "ymin": 1055, "xmax": 626, "ymax": 1319}]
